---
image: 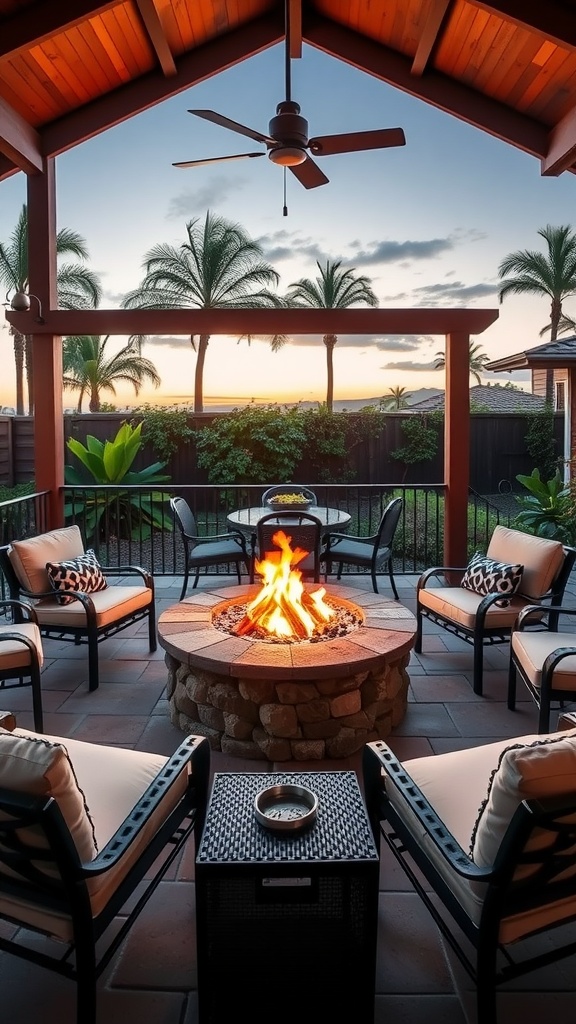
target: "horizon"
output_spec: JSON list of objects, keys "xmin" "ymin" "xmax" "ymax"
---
[{"xmin": 1, "ymin": 42, "xmax": 574, "ymax": 410}]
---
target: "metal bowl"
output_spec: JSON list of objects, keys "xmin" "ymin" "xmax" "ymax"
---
[
  {"xmin": 267, "ymin": 499, "xmax": 313, "ymax": 512},
  {"xmin": 254, "ymin": 784, "xmax": 318, "ymax": 833}
]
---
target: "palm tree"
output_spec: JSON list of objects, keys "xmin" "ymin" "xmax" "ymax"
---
[
  {"xmin": 434, "ymin": 339, "xmax": 490, "ymax": 385},
  {"xmin": 122, "ymin": 211, "xmax": 282, "ymax": 413},
  {"xmin": 382, "ymin": 386, "xmax": 412, "ymax": 410},
  {"xmin": 0, "ymin": 205, "xmax": 101, "ymax": 415},
  {"xmin": 498, "ymin": 224, "xmax": 576, "ymax": 402},
  {"xmin": 284, "ymin": 259, "xmax": 378, "ymax": 413},
  {"xmin": 62, "ymin": 335, "xmax": 161, "ymax": 412}
]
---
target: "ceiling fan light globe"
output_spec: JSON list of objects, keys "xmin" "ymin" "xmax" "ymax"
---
[{"xmin": 269, "ymin": 146, "xmax": 307, "ymax": 166}]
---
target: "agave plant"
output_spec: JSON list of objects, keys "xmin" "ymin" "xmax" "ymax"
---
[
  {"xmin": 513, "ymin": 468, "xmax": 576, "ymax": 545},
  {"xmin": 65, "ymin": 422, "xmax": 172, "ymax": 541}
]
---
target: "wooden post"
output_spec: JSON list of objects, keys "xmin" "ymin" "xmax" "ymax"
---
[
  {"xmin": 27, "ymin": 160, "xmax": 64, "ymax": 530},
  {"xmin": 444, "ymin": 332, "xmax": 470, "ymax": 569}
]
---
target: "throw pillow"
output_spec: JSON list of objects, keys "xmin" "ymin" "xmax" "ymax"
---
[
  {"xmin": 46, "ymin": 549, "xmax": 108, "ymax": 605},
  {"xmin": 460, "ymin": 551, "xmax": 523, "ymax": 607}
]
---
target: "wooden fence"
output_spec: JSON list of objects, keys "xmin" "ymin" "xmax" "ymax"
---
[{"xmin": 0, "ymin": 411, "xmax": 564, "ymax": 492}]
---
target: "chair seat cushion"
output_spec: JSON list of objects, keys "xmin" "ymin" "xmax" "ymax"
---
[
  {"xmin": 328, "ymin": 538, "xmax": 381, "ymax": 565},
  {"xmin": 46, "ymin": 549, "xmax": 108, "ymax": 605},
  {"xmin": 9, "ymin": 526, "xmax": 84, "ymax": 594},
  {"xmin": 0, "ymin": 622, "xmax": 44, "ymax": 670},
  {"xmin": 461, "ymin": 552, "xmax": 523, "ymax": 607},
  {"xmin": 33, "ymin": 584, "xmax": 152, "ymax": 628},
  {"xmin": 512, "ymin": 631, "xmax": 576, "ymax": 691},
  {"xmin": 190, "ymin": 538, "xmax": 246, "ymax": 566},
  {"xmin": 418, "ymin": 584, "xmax": 529, "ymax": 629}
]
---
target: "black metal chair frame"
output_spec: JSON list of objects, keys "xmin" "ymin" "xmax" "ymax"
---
[
  {"xmin": 324, "ymin": 496, "xmax": 403, "ymax": 597},
  {"xmin": 0, "ymin": 732, "xmax": 210, "ymax": 1024},
  {"xmin": 363, "ymin": 737, "xmax": 576, "ymax": 1024},
  {"xmin": 508, "ymin": 603, "xmax": 576, "ymax": 732},
  {"xmin": 170, "ymin": 496, "xmax": 249, "ymax": 600},
  {"xmin": 0, "ymin": 599, "xmax": 44, "ymax": 732},
  {"xmin": 251, "ymin": 510, "xmax": 324, "ymax": 584},
  {"xmin": 415, "ymin": 544, "xmax": 576, "ymax": 696},
  {"xmin": 0, "ymin": 545, "xmax": 157, "ymax": 693}
]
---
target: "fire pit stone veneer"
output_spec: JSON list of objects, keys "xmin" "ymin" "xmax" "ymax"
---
[{"xmin": 158, "ymin": 583, "xmax": 417, "ymax": 761}]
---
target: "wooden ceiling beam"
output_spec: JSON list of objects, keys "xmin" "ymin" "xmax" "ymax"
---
[
  {"xmin": 0, "ymin": 0, "xmax": 116, "ymax": 59},
  {"xmin": 0, "ymin": 95, "xmax": 43, "ymax": 173},
  {"xmin": 411, "ymin": 0, "xmax": 453, "ymax": 76},
  {"xmin": 4, "ymin": 307, "xmax": 499, "ymax": 336},
  {"xmin": 288, "ymin": 0, "xmax": 302, "ymax": 59},
  {"xmin": 42, "ymin": 14, "xmax": 282, "ymax": 158},
  {"xmin": 134, "ymin": 0, "xmax": 177, "ymax": 77},
  {"xmin": 542, "ymin": 105, "xmax": 576, "ymax": 176},
  {"xmin": 470, "ymin": 1, "xmax": 576, "ymax": 50},
  {"xmin": 305, "ymin": 15, "xmax": 554, "ymax": 170}
]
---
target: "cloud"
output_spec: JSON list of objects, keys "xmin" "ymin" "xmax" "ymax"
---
[
  {"xmin": 411, "ymin": 280, "xmax": 498, "ymax": 304},
  {"xmin": 166, "ymin": 177, "xmax": 248, "ymax": 218},
  {"xmin": 351, "ymin": 236, "xmax": 455, "ymax": 266},
  {"xmin": 382, "ymin": 360, "xmax": 440, "ymax": 371},
  {"xmin": 372, "ymin": 335, "xmax": 433, "ymax": 351},
  {"xmin": 256, "ymin": 229, "xmax": 327, "ymax": 264},
  {"xmin": 147, "ymin": 335, "xmax": 192, "ymax": 348}
]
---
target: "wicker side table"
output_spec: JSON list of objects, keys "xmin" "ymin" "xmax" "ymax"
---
[{"xmin": 196, "ymin": 770, "xmax": 379, "ymax": 1022}]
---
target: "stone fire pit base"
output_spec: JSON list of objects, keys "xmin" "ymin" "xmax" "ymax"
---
[{"xmin": 159, "ymin": 583, "xmax": 417, "ymax": 761}]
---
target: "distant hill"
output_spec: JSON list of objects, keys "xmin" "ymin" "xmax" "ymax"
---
[{"xmin": 326, "ymin": 389, "xmax": 443, "ymax": 412}]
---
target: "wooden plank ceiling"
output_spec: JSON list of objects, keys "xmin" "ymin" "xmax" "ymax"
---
[{"xmin": 1, "ymin": 0, "xmax": 576, "ymax": 183}]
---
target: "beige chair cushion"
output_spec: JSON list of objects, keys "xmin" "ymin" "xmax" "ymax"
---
[
  {"xmin": 0, "ymin": 622, "xmax": 44, "ymax": 670},
  {"xmin": 9, "ymin": 526, "xmax": 84, "ymax": 595},
  {"xmin": 33, "ymin": 584, "xmax": 152, "ymax": 628},
  {"xmin": 0, "ymin": 727, "xmax": 97, "ymax": 863},
  {"xmin": 0, "ymin": 729, "xmax": 189, "ymax": 941},
  {"xmin": 418, "ymin": 584, "xmax": 529, "ymax": 629},
  {"xmin": 512, "ymin": 631, "xmax": 576, "ymax": 693},
  {"xmin": 487, "ymin": 526, "xmax": 565, "ymax": 600}
]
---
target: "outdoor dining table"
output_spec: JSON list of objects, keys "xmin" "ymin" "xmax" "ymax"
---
[{"xmin": 226, "ymin": 504, "xmax": 352, "ymax": 541}]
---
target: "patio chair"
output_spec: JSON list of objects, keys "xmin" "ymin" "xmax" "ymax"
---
[
  {"xmin": 0, "ymin": 525, "xmax": 156, "ymax": 693},
  {"xmin": 0, "ymin": 599, "xmax": 44, "ymax": 731},
  {"xmin": 0, "ymin": 714, "xmax": 209, "ymax": 1024},
  {"xmin": 509, "ymin": 603, "xmax": 576, "ymax": 732},
  {"xmin": 363, "ymin": 718, "xmax": 576, "ymax": 1024},
  {"xmin": 170, "ymin": 496, "xmax": 249, "ymax": 599},
  {"xmin": 251, "ymin": 510, "xmax": 324, "ymax": 583},
  {"xmin": 261, "ymin": 484, "xmax": 317, "ymax": 506},
  {"xmin": 415, "ymin": 525, "xmax": 576, "ymax": 695},
  {"xmin": 324, "ymin": 496, "xmax": 403, "ymax": 597}
]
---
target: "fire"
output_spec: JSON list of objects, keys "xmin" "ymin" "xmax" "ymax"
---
[{"xmin": 234, "ymin": 529, "xmax": 335, "ymax": 640}]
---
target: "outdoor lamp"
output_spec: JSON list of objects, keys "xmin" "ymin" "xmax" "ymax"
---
[{"xmin": 9, "ymin": 292, "xmax": 45, "ymax": 323}]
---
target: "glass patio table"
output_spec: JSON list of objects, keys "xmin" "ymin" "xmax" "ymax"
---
[{"xmin": 226, "ymin": 504, "xmax": 351, "ymax": 540}]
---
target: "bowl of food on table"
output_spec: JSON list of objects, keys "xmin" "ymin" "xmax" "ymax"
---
[{"xmin": 267, "ymin": 491, "xmax": 314, "ymax": 512}]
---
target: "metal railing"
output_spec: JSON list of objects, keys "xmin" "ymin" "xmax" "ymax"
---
[{"xmin": 0, "ymin": 484, "xmax": 516, "ymax": 587}]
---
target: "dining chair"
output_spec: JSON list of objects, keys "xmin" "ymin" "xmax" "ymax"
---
[
  {"xmin": 251, "ymin": 510, "xmax": 324, "ymax": 583},
  {"xmin": 170, "ymin": 496, "xmax": 249, "ymax": 599},
  {"xmin": 0, "ymin": 599, "xmax": 44, "ymax": 731},
  {"xmin": 0, "ymin": 525, "xmax": 156, "ymax": 693},
  {"xmin": 363, "ymin": 717, "xmax": 576, "ymax": 1024},
  {"xmin": 324, "ymin": 496, "xmax": 403, "ymax": 597},
  {"xmin": 0, "ymin": 715, "xmax": 209, "ymax": 1024}
]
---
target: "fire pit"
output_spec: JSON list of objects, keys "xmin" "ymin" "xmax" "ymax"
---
[{"xmin": 158, "ymin": 529, "xmax": 416, "ymax": 760}]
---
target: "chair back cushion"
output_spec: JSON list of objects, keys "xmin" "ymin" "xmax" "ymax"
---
[
  {"xmin": 487, "ymin": 525, "xmax": 565, "ymax": 600},
  {"xmin": 0, "ymin": 727, "xmax": 97, "ymax": 864},
  {"xmin": 471, "ymin": 728, "xmax": 576, "ymax": 868},
  {"xmin": 9, "ymin": 526, "xmax": 85, "ymax": 595}
]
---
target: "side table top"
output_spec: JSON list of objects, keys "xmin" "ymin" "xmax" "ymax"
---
[{"xmin": 196, "ymin": 770, "xmax": 379, "ymax": 865}]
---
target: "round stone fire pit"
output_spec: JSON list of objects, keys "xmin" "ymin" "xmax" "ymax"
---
[{"xmin": 158, "ymin": 582, "xmax": 416, "ymax": 761}]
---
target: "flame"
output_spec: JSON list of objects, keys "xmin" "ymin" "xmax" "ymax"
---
[{"xmin": 234, "ymin": 529, "xmax": 335, "ymax": 639}]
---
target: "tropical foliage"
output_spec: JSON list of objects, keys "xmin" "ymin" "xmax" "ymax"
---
[
  {"xmin": 284, "ymin": 259, "xmax": 378, "ymax": 413},
  {"xmin": 63, "ymin": 335, "xmax": 161, "ymax": 411},
  {"xmin": 498, "ymin": 224, "xmax": 576, "ymax": 402},
  {"xmin": 513, "ymin": 468, "xmax": 576, "ymax": 544},
  {"xmin": 0, "ymin": 205, "xmax": 101, "ymax": 415},
  {"xmin": 434, "ymin": 340, "xmax": 490, "ymax": 385},
  {"xmin": 65, "ymin": 422, "xmax": 171, "ymax": 540},
  {"xmin": 381, "ymin": 386, "xmax": 412, "ymax": 410},
  {"xmin": 122, "ymin": 211, "xmax": 282, "ymax": 413}
]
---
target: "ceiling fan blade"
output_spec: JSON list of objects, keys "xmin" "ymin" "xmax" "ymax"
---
[
  {"xmin": 289, "ymin": 156, "xmax": 329, "ymax": 189},
  {"xmin": 309, "ymin": 127, "xmax": 406, "ymax": 156},
  {"xmin": 173, "ymin": 153, "xmax": 265, "ymax": 168},
  {"xmin": 188, "ymin": 109, "xmax": 274, "ymax": 145}
]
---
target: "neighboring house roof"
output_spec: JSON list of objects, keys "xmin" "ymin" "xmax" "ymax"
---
[
  {"xmin": 409, "ymin": 385, "xmax": 547, "ymax": 413},
  {"xmin": 486, "ymin": 336, "xmax": 576, "ymax": 372},
  {"xmin": 2, "ymin": 2, "xmax": 576, "ymax": 183}
]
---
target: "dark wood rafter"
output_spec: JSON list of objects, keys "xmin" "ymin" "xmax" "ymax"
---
[
  {"xmin": 134, "ymin": 0, "xmax": 177, "ymax": 77},
  {"xmin": 288, "ymin": 0, "xmax": 302, "ymax": 59},
  {"xmin": 411, "ymin": 0, "xmax": 453, "ymax": 77},
  {"xmin": 0, "ymin": 97, "xmax": 43, "ymax": 174},
  {"xmin": 470, "ymin": 0, "xmax": 576, "ymax": 49}
]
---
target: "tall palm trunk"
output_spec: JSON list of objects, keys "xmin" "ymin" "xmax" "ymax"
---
[
  {"xmin": 89, "ymin": 384, "xmax": 100, "ymax": 412},
  {"xmin": 194, "ymin": 334, "xmax": 210, "ymax": 413},
  {"xmin": 324, "ymin": 334, "xmax": 337, "ymax": 413},
  {"xmin": 12, "ymin": 329, "xmax": 25, "ymax": 415},
  {"xmin": 548, "ymin": 297, "xmax": 562, "ymax": 404}
]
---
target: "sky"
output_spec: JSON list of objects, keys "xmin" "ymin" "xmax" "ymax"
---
[{"xmin": 2, "ymin": 41, "xmax": 576, "ymax": 411}]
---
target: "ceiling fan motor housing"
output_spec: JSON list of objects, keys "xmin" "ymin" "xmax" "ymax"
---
[{"xmin": 268, "ymin": 100, "xmax": 309, "ymax": 165}]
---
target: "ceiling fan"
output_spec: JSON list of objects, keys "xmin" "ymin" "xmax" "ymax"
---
[{"xmin": 172, "ymin": 1, "xmax": 406, "ymax": 193}]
